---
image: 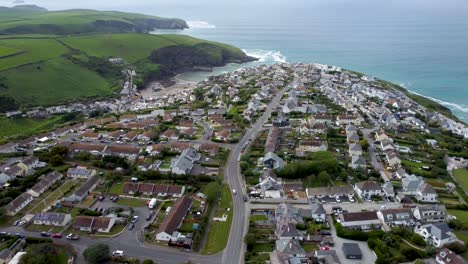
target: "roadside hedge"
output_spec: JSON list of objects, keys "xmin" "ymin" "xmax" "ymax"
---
[{"xmin": 335, "ymin": 223, "xmax": 384, "ymax": 241}]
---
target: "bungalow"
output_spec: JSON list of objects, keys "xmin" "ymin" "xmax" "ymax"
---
[
  {"xmin": 27, "ymin": 171, "xmax": 63, "ymax": 197},
  {"xmin": 0, "ymin": 142, "xmax": 18, "ymax": 154},
  {"xmin": 338, "ymin": 211, "xmax": 381, "ymax": 230},
  {"xmin": 73, "ymin": 216, "xmax": 115, "ymax": 233},
  {"xmin": 80, "ymin": 131, "xmax": 100, "ymax": 141},
  {"xmin": 122, "ymin": 183, "xmax": 184, "ymax": 197},
  {"xmin": 171, "ymin": 148, "xmax": 200, "ymax": 175},
  {"xmin": 275, "ymin": 222, "xmax": 303, "ymax": 240},
  {"xmin": 306, "ymin": 185, "xmax": 354, "ymax": 199},
  {"xmin": 345, "ymin": 124, "xmax": 357, "ymax": 135},
  {"xmin": 123, "ymin": 131, "xmax": 138, "ymax": 142},
  {"xmin": 382, "ymin": 181, "xmax": 395, "ymax": 198},
  {"xmin": 146, "ymin": 143, "xmax": 166, "ymax": 156},
  {"xmin": 295, "ymin": 140, "xmax": 327, "ymax": 156},
  {"xmin": 377, "ymin": 208, "xmax": 415, "ymax": 227},
  {"xmin": 5, "ymin": 193, "xmax": 33, "ymax": 216},
  {"xmin": 161, "ymin": 129, "xmax": 178, "ymax": 140},
  {"xmin": 138, "ymin": 131, "xmax": 155, "ymax": 142},
  {"xmin": 265, "ymin": 127, "xmax": 280, "ymax": 153},
  {"xmin": 415, "ymin": 223, "xmax": 458, "ymax": 248},
  {"xmin": 65, "ymin": 175, "xmax": 99, "ymax": 202},
  {"xmin": 170, "ymin": 142, "xmax": 191, "ymax": 152},
  {"xmin": 215, "ymin": 129, "xmax": 231, "ymax": 141},
  {"xmin": 349, "ymin": 155, "xmax": 366, "ymax": 169},
  {"xmin": 199, "ymin": 143, "xmax": 220, "ymax": 157},
  {"xmin": 17, "ymin": 156, "xmax": 40, "ymax": 174},
  {"xmin": 348, "ymin": 143, "xmax": 363, "ymax": 156},
  {"xmin": 402, "ymin": 174, "xmax": 424, "ymax": 195},
  {"xmin": 102, "ymin": 145, "xmax": 141, "ymax": 161},
  {"xmin": 69, "ymin": 143, "xmax": 106, "ymax": 156},
  {"xmin": 310, "ymin": 203, "xmax": 326, "ymax": 223},
  {"xmin": 33, "ymin": 213, "xmax": 71, "ymax": 226},
  {"xmin": 67, "ymin": 166, "xmax": 96, "ymax": 179},
  {"xmin": 353, "ymin": 181, "xmax": 382, "ymax": 200},
  {"xmin": 309, "ymin": 114, "xmax": 334, "ymax": 125},
  {"xmin": 155, "ymin": 196, "xmax": 192, "ymax": 241},
  {"xmin": 263, "ymin": 152, "xmax": 286, "ymax": 170},
  {"xmin": 380, "ymin": 139, "xmax": 395, "ymax": 152},
  {"xmin": 413, "ymin": 205, "xmax": 447, "ymax": 223}
]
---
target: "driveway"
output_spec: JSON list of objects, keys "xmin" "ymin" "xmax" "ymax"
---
[{"xmin": 328, "ymin": 216, "xmax": 377, "ymax": 264}]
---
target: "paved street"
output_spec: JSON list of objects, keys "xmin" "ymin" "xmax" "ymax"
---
[{"xmin": 222, "ymin": 77, "xmax": 298, "ymax": 264}]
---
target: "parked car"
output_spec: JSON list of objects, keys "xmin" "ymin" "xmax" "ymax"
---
[
  {"xmin": 128, "ymin": 223, "xmax": 135, "ymax": 230},
  {"xmin": 41, "ymin": 232, "xmax": 51, "ymax": 237},
  {"xmin": 131, "ymin": 216, "xmax": 139, "ymax": 223},
  {"xmin": 66, "ymin": 233, "xmax": 79, "ymax": 240},
  {"xmin": 321, "ymin": 230, "xmax": 332, "ymax": 236},
  {"xmin": 98, "ymin": 196, "xmax": 105, "ymax": 201},
  {"xmin": 112, "ymin": 250, "xmax": 124, "ymax": 257},
  {"xmin": 15, "ymin": 233, "xmax": 25, "ymax": 239},
  {"xmin": 52, "ymin": 233, "xmax": 62, "ymax": 239}
]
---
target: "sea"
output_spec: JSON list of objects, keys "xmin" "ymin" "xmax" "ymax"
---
[{"xmin": 6, "ymin": 0, "xmax": 468, "ymax": 121}]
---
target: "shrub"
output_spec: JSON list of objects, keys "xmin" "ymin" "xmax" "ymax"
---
[
  {"xmin": 25, "ymin": 237, "xmax": 53, "ymax": 244},
  {"xmin": 83, "ymin": 243, "xmax": 110, "ymax": 264}
]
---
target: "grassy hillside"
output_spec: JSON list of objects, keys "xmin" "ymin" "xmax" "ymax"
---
[
  {"xmin": 0, "ymin": 6, "xmax": 188, "ymax": 35},
  {"xmin": 0, "ymin": 33, "xmax": 251, "ymax": 109}
]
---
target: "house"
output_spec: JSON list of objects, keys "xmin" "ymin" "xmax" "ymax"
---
[
  {"xmin": 413, "ymin": 205, "xmax": 447, "ymax": 223},
  {"xmin": 377, "ymin": 208, "xmax": 415, "ymax": 227},
  {"xmin": 65, "ymin": 175, "xmax": 99, "ymax": 202},
  {"xmin": 161, "ymin": 129, "xmax": 178, "ymax": 140},
  {"xmin": 5, "ymin": 193, "xmax": 33, "ymax": 216},
  {"xmin": 402, "ymin": 174, "xmax": 425, "ymax": 195},
  {"xmin": 314, "ymin": 250, "xmax": 341, "ymax": 264},
  {"xmin": 338, "ymin": 211, "xmax": 381, "ymax": 230},
  {"xmin": 416, "ymin": 183, "xmax": 438, "ymax": 203},
  {"xmin": 375, "ymin": 130, "xmax": 389, "ymax": 142},
  {"xmin": 171, "ymin": 148, "xmax": 200, "ymax": 175},
  {"xmin": 265, "ymin": 127, "xmax": 280, "ymax": 153},
  {"xmin": 337, "ymin": 115, "xmax": 361, "ymax": 126},
  {"xmin": 310, "ymin": 203, "xmax": 326, "ymax": 223},
  {"xmin": 263, "ymin": 152, "xmax": 286, "ymax": 170},
  {"xmin": 33, "ymin": 213, "xmax": 71, "ymax": 226},
  {"xmin": 73, "ymin": 216, "xmax": 115, "ymax": 233},
  {"xmin": 69, "ymin": 143, "xmax": 106, "ymax": 155},
  {"xmin": 306, "ymin": 185, "xmax": 354, "ymax": 199},
  {"xmin": 199, "ymin": 143, "xmax": 220, "ymax": 157},
  {"xmin": 17, "ymin": 156, "xmax": 40, "ymax": 174},
  {"xmin": 156, "ymin": 196, "xmax": 192, "ymax": 241},
  {"xmin": 215, "ymin": 129, "xmax": 231, "ymax": 141},
  {"xmin": 102, "ymin": 145, "xmax": 140, "ymax": 161},
  {"xmin": 0, "ymin": 172, "xmax": 12, "ymax": 185},
  {"xmin": 347, "ymin": 133, "xmax": 360, "ymax": 144},
  {"xmin": 353, "ymin": 181, "xmax": 382, "ymax": 200},
  {"xmin": 435, "ymin": 248, "xmax": 466, "ymax": 264},
  {"xmin": 67, "ymin": 166, "xmax": 96, "ymax": 179},
  {"xmin": 349, "ymin": 155, "xmax": 366, "ymax": 169},
  {"xmin": 80, "ymin": 131, "xmax": 100, "ymax": 141},
  {"xmin": 271, "ymin": 238, "xmax": 307, "ymax": 264},
  {"xmin": 122, "ymin": 183, "xmax": 184, "ymax": 197},
  {"xmin": 380, "ymin": 139, "xmax": 395, "ymax": 152},
  {"xmin": 382, "ymin": 181, "xmax": 395, "ymax": 198},
  {"xmin": 295, "ymin": 140, "xmax": 327, "ymax": 156},
  {"xmin": 415, "ymin": 223, "xmax": 458, "ymax": 248},
  {"xmin": 385, "ymin": 151, "xmax": 401, "ymax": 167},
  {"xmin": 0, "ymin": 142, "xmax": 19, "ymax": 154},
  {"xmin": 275, "ymin": 222, "xmax": 303, "ymax": 240},
  {"xmin": 276, "ymin": 203, "xmax": 304, "ymax": 225},
  {"xmin": 342, "ymin": 243, "xmax": 362, "ymax": 260},
  {"xmin": 27, "ymin": 171, "xmax": 63, "ymax": 197},
  {"xmin": 348, "ymin": 143, "xmax": 362, "ymax": 156},
  {"xmin": 257, "ymin": 176, "xmax": 282, "ymax": 198}
]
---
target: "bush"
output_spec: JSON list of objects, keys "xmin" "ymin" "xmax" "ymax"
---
[
  {"xmin": 141, "ymin": 260, "xmax": 154, "ymax": 264},
  {"xmin": 25, "ymin": 237, "xmax": 53, "ymax": 244},
  {"xmin": 335, "ymin": 223, "xmax": 368, "ymax": 241},
  {"xmin": 446, "ymin": 242, "xmax": 467, "ymax": 254}
]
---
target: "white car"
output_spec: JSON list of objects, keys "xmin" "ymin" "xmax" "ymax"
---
[
  {"xmin": 113, "ymin": 250, "xmax": 124, "ymax": 257},
  {"xmin": 131, "ymin": 216, "xmax": 139, "ymax": 223},
  {"xmin": 232, "ymin": 189, "xmax": 237, "ymax": 195}
]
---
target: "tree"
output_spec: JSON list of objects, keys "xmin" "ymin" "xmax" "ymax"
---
[
  {"xmin": 318, "ymin": 171, "xmax": 329, "ymax": 183},
  {"xmin": 49, "ymin": 155, "xmax": 64, "ymax": 166},
  {"xmin": 83, "ymin": 243, "xmax": 110, "ymax": 264},
  {"xmin": 142, "ymin": 260, "xmax": 154, "ymax": 264},
  {"xmin": 446, "ymin": 242, "xmax": 467, "ymax": 254},
  {"xmin": 19, "ymin": 244, "xmax": 59, "ymax": 264},
  {"xmin": 244, "ymin": 233, "xmax": 256, "ymax": 251},
  {"xmin": 360, "ymin": 139, "xmax": 369, "ymax": 150},
  {"xmin": 50, "ymin": 145, "xmax": 68, "ymax": 157},
  {"xmin": 327, "ymin": 127, "xmax": 337, "ymax": 137}
]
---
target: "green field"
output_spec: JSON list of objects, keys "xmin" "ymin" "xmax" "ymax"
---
[
  {"xmin": 61, "ymin": 34, "xmax": 178, "ymax": 63},
  {"xmin": 116, "ymin": 197, "xmax": 147, "ymax": 207},
  {"xmin": 0, "ymin": 116, "xmax": 65, "ymax": 139},
  {"xmin": 202, "ymin": 184, "xmax": 233, "ymax": 255},
  {"xmin": 448, "ymin": 209, "xmax": 468, "ymax": 221},
  {"xmin": 0, "ymin": 38, "xmax": 67, "ymax": 70},
  {"xmin": 0, "ymin": 45, "xmax": 20, "ymax": 57},
  {"xmin": 453, "ymin": 169, "xmax": 468, "ymax": 191},
  {"xmin": 1, "ymin": 57, "xmax": 114, "ymax": 106}
]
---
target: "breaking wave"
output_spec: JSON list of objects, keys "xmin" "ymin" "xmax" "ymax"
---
[
  {"xmin": 408, "ymin": 90, "xmax": 468, "ymax": 113},
  {"xmin": 242, "ymin": 49, "xmax": 287, "ymax": 63},
  {"xmin": 187, "ymin": 21, "xmax": 216, "ymax": 29}
]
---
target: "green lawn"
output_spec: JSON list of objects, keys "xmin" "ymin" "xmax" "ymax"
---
[
  {"xmin": 116, "ymin": 197, "xmax": 147, "ymax": 207},
  {"xmin": 249, "ymin": 214, "xmax": 268, "ymax": 222},
  {"xmin": 202, "ymin": 184, "xmax": 233, "ymax": 255},
  {"xmin": 108, "ymin": 182, "xmax": 124, "ymax": 194},
  {"xmin": 448, "ymin": 209, "xmax": 468, "ymax": 221},
  {"xmin": 0, "ymin": 57, "xmax": 114, "ymax": 106},
  {"xmin": 0, "ymin": 38, "xmax": 68, "ymax": 70},
  {"xmin": 0, "ymin": 116, "xmax": 65, "ymax": 139},
  {"xmin": 0, "ymin": 45, "xmax": 21, "ymax": 57},
  {"xmin": 453, "ymin": 169, "xmax": 468, "ymax": 192},
  {"xmin": 440, "ymin": 197, "xmax": 462, "ymax": 205}
]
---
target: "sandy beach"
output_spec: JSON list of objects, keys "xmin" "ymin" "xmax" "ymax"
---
[{"xmin": 140, "ymin": 76, "xmax": 198, "ymax": 99}]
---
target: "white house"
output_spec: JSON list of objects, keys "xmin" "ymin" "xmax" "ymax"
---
[
  {"xmin": 338, "ymin": 211, "xmax": 381, "ymax": 230},
  {"xmin": 34, "ymin": 213, "xmax": 71, "ymax": 226},
  {"xmin": 310, "ymin": 203, "xmax": 326, "ymax": 223},
  {"xmin": 353, "ymin": 181, "xmax": 382, "ymax": 200},
  {"xmin": 415, "ymin": 223, "xmax": 458, "ymax": 248}
]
